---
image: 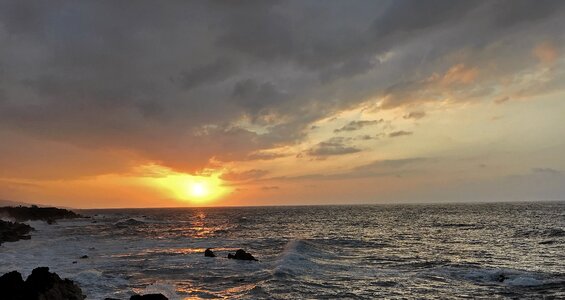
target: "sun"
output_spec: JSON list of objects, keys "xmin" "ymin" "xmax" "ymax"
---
[
  {"xmin": 141, "ymin": 164, "xmax": 230, "ymax": 204},
  {"xmin": 189, "ymin": 182, "xmax": 209, "ymax": 198}
]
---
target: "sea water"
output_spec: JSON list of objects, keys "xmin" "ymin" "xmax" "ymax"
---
[{"xmin": 1, "ymin": 202, "xmax": 564, "ymax": 299}]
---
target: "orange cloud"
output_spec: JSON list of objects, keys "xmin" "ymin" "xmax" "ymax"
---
[
  {"xmin": 439, "ymin": 64, "xmax": 479, "ymax": 85},
  {"xmin": 533, "ymin": 41, "xmax": 558, "ymax": 65}
]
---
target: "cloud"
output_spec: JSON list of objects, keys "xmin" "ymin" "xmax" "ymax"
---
[
  {"xmin": 0, "ymin": 0, "xmax": 564, "ymax": 180},
  {"xmin": 305, "ymin": 137, "xmax": 361, "ymax": 157},
  {"xmin": 403, "ymin": 111, "xmax": 426, "ymax": 120},
  {"xmin": 531, "ymin": 167, "xmax": 562, "ymax": 176},
  {"xmin": 180, "ymin": 57, "xmax": 238, "ymax": 90},
  {"xmin": 261, "ymin": 186, "xmax": 279, "ymax": 190},
  {"xmin": 334, "ymin": 119, "xmax": 383, "ymax": 133},
  {"xmin": 388, "ymin": 131, "xmax": 413, "ymax": 138},
  {"xmin": 220, "ymin": 169, "xmax": 269, "ymax": 182},
  {"xmin": 245, "ymin": 151, "xmax": 288, "ymax": 161},
  {"xmin": 533, "ymin": 41, "xmax": 559, "ymax": 65}
]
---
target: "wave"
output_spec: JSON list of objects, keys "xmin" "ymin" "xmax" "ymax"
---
[{"xmin": 432, "ymin": 265, "xmax": 565, "ymax": 288}]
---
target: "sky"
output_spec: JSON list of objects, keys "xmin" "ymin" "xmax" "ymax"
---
[{"xmin": 1, "ymin": 0, "xmax": 564, "ymax": 208}]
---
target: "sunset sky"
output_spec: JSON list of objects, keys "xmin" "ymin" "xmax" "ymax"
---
[{"xmin": 1, "ymin": 1, "xmax": 564, "ymax": 208}]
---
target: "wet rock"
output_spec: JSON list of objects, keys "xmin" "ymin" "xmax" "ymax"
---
[
  {"xmin": 0, "ymin": 205, "xmax": 81, "ymax": 223},
  {"xmin": 115, "ymin": 218, "xmax": 145, "ymax": 227},
  {"xmin": 227, "ymin": 249, "xmax": 258, "ymax": 261},
  {"xmin": 496, "ymin": 273, "xmax": 508, "ymax": 282},
  {"xmin": 204, "ymin": 248, "xmax": 216, "ymax": 257},
  {"xmin": 0, "ymin": 220, "xmax": 34, "ymax": 245},
  {"xmin": 130, "ymin": 294, "xmax": 169, "ymax": 300},
  {"xmin": 539, "ymin": 240, "xmax": 557, "ymax": 245},
  {"xmin": 0, "ymin": 267, "xmax": 86, "ymax": 300},
  {"xmin": 0, "ymin": 271, "xmax": 25, "ymax": 300}
]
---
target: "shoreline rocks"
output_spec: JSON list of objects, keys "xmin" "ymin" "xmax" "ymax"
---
[
  {"xmin": 0, "ymin": 205, "xmax": 81, "ymax": 223},
  {"xmin": 0, "ymin": 267, "xmax": 86, "ymax": 300},
  {"xmin": 0, "ymin": 220, "xmax": 34, "ymax": 245}
]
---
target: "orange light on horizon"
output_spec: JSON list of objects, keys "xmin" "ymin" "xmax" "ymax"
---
[{"xmin": 140, "ymin": 164, "xmax": 231, "ymax": 204}]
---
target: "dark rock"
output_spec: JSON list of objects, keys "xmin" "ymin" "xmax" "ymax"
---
[
  {"xmin": 204, "ymin": 248, "xmax": 216, "ymax": 257},
  {"xmin": 115, "ymin": 218, "xmax": 145, "ymax": 227},
  {"xmin": 539, "ymin": 240, "xmax": 557, "ymax": 245},
  {"xmin": 80, "ymin": 255, "xmax": 89, "ymax": 259},
  {"xmin": 0, "ymin": 205, "xmax": 81, "ymax": 223},
  {"xmin": 0, "ymin": 267, "xmax": 86, "ymax": 300},
  {"xmin": 130, "ymin": 294, "xmax": 168, "ymax": 300},
  {"xmin": 227, "ymin": 249, "xmax": 258, "ymax": 261},
  {"xmin": 0, "ymin": 220, "xmax": 34, "ymax": 245},
  {"xmin": 104, "ymin": 298, "xmax": 121, "ymax": 300},
  {"xmin": 72, "ymin": 261, "xmax": 77, "ymax": 264},
  {"xmin": 0, "ymin": 271, "xmax": 25, "ymax": 300}
]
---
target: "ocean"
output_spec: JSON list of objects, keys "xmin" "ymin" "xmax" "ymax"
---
[{"xmin": 1, "ymin": 202, "xmax": 564, "ymax": 299}]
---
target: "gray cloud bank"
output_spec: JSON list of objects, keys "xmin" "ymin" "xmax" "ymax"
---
[{"xmin": 1, "ymin": 0, "xmax": 564, "ymax": 175}]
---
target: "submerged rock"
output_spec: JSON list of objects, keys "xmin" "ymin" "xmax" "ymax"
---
[
  {"xmin": 204, "ymin": 248, "xmax": 216, "ymax": 257},
  {"xmin": 0, "ymin": 267, "xmax": 86, "ymax": 300},
  {"xmin": 0, "ymin": 220, "xmax": 34, "ymax": 245},
  {"xmin": 130, "ymin": 294, "xmax": 169, "ymax": 300},
  {"xmin": 227, "ymin": 249, "xmax": 258, "ymax": 261}
]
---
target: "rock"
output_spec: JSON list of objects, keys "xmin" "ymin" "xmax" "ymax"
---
[
  {"xmin": 0, "ymin": 205, "xmax": 81, "ymax": 223},
  {"xmin": 80, "ymin": 255, "xmax": 89, "ymax": 259},
  {"xmin": 130, "ymin": 294, "xmax": 169, "ymax": 300},
  {"xmin": 0, "ymin": 267, "xmax": 86, "ymax": 300},
  {"xmin": 0, "ymin": 271, "xmax": 25, "ymax": 300},
  {"xmin": 0, "ymin": 220, "xmax": 34, "ymax": 245},
  {"xmin": 204, "ymin": 248, "xmax": 216, "ymax": 257},
  {"xmin": 227, "ymin": 249, "xmax": 258, "ymax": 261},
  {"xmin": 115, "ymin": 218, "xmax": 145, "ymax": 227}
]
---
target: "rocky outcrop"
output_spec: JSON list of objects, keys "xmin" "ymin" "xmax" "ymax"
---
[
  {"xmin": 0, "ymin": 205, "xmax": 81, "ymax": 223},
  {"xmin": 204, "ymin": 248, "xmax": 216, "ymax": 257},
  {"xmin": 0, "ymin": 267, "xmax": 86, "ymax": 300},
  {"xmin": 0, "ymin": 220, "xmax": 33, "ymax": 245},
  {"xmin": 114, "ymin": 218, "xmax": 145, "ymax": 227},
  {"xmin": 227, "ymin": 249, "xmax": 258, "ymax": 261},
  {"xmin": 130, "ymin": 294, "xmax": 169, "ymax": 300}
]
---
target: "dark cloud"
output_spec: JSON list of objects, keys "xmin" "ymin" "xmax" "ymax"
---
[
  {"xmin": 180, "ymin": 58, "xmax": 238, "ymax": 90},
  {"xmin": 0, "ymin": 0, "xmax": 563, "ymax": 178},
  {"xmin": 388, "ymin": 131, "xmax": 413, "ymax": 138},
  {"xmin": 306, "ymin": 137, "xmax": 361, "ymax": 157},
  {"xmin": 334, "ymin": 119, "xmax": 383, "ymax": 133}
]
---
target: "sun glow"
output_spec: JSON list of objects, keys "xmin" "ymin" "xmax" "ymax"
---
[
  {"xmin": 140, "ymin": 164, "xmax": 230, "ymax": 204},
  {"xmin": 189, "ymin": 182, "xmax": 208, "ymax": 198}
]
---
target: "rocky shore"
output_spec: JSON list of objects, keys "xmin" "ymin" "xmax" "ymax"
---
[
  {"xmin": 0, "ymin": 205, "xmax": 81, "ymax": 245},
  {"xmin": 0, "ymin": 205, "xmax": 81, "ymax": 223},
  {"xmin": 0, "ymin": 268, "xmax": 168, "ymax": 300},
  {"xmin": 0, "ymin": 220, "xmax": 33, "ymax": 245}
]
